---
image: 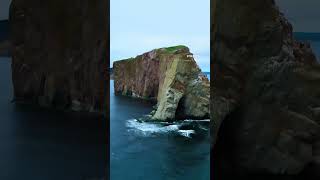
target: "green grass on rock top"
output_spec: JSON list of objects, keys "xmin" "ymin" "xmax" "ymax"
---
[
  {"xmin": 161, "ymin": 45, "xmax": 189, "ymax": 53},
  {"xmin": 114, "ymin": 45, "xmax": 190, "ymax": 64}
]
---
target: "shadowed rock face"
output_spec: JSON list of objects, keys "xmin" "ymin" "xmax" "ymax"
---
[
  {"xmin": 113, "ymin": 46, "xmax": 210, "ymax": 121},
  {"xmin": 10, "ymin": 0, "xmax": 108, "ymax": 114},
  {"xmin": 212, "ymin": 0, "xmax": 320, "ymax": 177}
]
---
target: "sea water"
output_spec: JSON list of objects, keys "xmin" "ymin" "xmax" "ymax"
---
[
  {"xmin": 0, "ymin": 57, "xmax": 106, "ymax": 180},
  {"xmin": 110, "ymin": 80, "xmax": 211, "ymax": 180},
  {"xmin": 295, "ymin": 32, "xmax": 320, "ymax": 61}
]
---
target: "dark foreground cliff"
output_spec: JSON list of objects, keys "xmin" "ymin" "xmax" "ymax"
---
[
  {"xmin": 10, "ymin": 0, "xmax": 108, "ymax": 114},
  {"xmin": 212, "ymin": 0, "xmax": 320, "ymax": 178},
  {"xmin": 113, "ymin": 46, "xmax": 210, "ymax": 121},
  {"xmin": 0, "ymin": 40, "xmax": 10, "ymax": 56}
]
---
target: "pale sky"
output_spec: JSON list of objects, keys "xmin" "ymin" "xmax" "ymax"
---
[
  {"xmin": 111, "ymin": 0, "xmax": 210, "ymax": 72},
  {"xmin": 0, "ymin": 0, "xmax": 11, "ymax": 20},
  {"xmin": 275, "ymin": 0, "xmax": 320, "ymax": 32},
  {"xmin": 1, "ymin": 0, "xmax": 320, "ymax": 71}
]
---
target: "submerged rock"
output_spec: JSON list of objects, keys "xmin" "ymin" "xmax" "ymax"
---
[
  {"xmin": 10, "ymin": 0, "xmax": 108, "ymax": 114},
  {"xmin": 212, "ymin": 0, "xmax": 320, "ymax": 177},
  {"xmin": 113, "ymin": 46, "xmax": 210, "ymax": 121}
]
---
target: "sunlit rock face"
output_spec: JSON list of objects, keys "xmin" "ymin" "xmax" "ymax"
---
[
  {"xmin": 10, "ymin": 0, "xmax": 108, "ymax": 114},
  {"xmin": 113, "ymin": 46, "xmax": 210, "ymax": 121},
  {"xmin": 212, "ymin": 0, "xmax": 320, "ymax": 177}
]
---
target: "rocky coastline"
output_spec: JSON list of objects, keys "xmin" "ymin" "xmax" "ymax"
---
[
  {"xmin": 212, "ymin": 0, "xmax": 320, "ymax": 177},
  {"xmin": 113, "ymin": 46, "xmax": 210, "ymax": 121}
]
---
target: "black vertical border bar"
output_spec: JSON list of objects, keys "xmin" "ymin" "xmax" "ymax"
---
[
  {"xmin": 104, "ymin": 0, "xmax": 110, "ymax": 179},
  {"xmin": 210, "ymin": 0, "xmax": 217, "ymax": 179}
]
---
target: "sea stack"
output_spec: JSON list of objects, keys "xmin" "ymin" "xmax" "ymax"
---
[
  {"xmin": 212, "ymin": 0, "xmax": 320, "ymax": 177},
  {"xmin": 10, "ymin": 0, "xmax": 108, "ymax": 114},
  {"xmin": 113, "ymin": 46, "xmax": 210, "ymax": 121}
]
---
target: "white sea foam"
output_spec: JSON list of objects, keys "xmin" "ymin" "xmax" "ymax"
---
[
  {"xmin": 178, "ymin": 130, "xmax": 195, "ymax": 138},
  {"xmin": 183, "ymin": 119, "xmax": 210, "ymax": 122},
  {"xmin": 126, "ymin": 118, "xmax": 209, "ymax": 138},
  {"xmin": 126, "ymin": 119, "xmax": 188, "ymax": 137}
]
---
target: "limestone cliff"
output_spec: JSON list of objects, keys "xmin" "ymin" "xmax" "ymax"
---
[
  {"xmin": 212, "ymin": 0, "xmax": 320, "ymax": 177},
  {"xmin": 10, "ymin": 0, "xmax": 108, "ymax": 114},
  {"xmin": 113, "ymin": 46, "xmax": 210, "ymax": 121}
]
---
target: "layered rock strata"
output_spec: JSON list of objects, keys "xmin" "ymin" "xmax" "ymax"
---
[
  {"xmin": 212, "ymin": 0, "xmax": 320, "ymax": 177},
  {"xmin": 113, "ymin": 46, "xmax": 210, "ymax": 121},
  {"xmin": 10, "ymin": 0, "xmax": 108, "ymax": 114}
]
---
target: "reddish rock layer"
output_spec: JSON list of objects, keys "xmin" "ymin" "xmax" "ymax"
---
[
  {"xmin": 113, "ymin": 46, "xmax": 210, "ymax": 121},
  {"xmin": 113, "ymin": 50, "xmax": 160, "ymax": 100}
]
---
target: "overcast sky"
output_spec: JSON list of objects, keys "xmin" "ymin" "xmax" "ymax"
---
[
  {"xmin": 1, "ymin": 0, "xmax": 319, "ymax": 70},
  {"xmin": 1, "ymin": 1, "xmax": 319, "ymax": 31},
  {"xmin": 111, "ymin": 0, "xmax": 210, "ymax": 71},
  {"xmin": 275, "ymin": 0, "xmax": 320, "ymax": 32},
  {"xmin": 0, "ymin": 0, "xmax": 11, "ymax": 20}
]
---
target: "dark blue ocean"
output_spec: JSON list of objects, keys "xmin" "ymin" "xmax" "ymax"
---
[
  {"xmin": 0, "ymin": 57, "xmax": 107, "ymax": 179},
  {"xmin": 110, "ymin": 80, "xmax": 211, "ymax": 180},
  {"xmin": 0, "ymin": 20, "xmax": 9, "ymax": 42},
  {"xmin": 294, "ymin": 32, "xmax": 320, "ymax": 61}
]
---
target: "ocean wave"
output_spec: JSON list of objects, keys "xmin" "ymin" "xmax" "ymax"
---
[
  {"xmin": 177, "ymin": 130, "xmax": 196, "ymax": 138},
  {"xmin": 183, "ymin": 119, "xmax": 210, "ymax": 122},
  {"xmin": 126, "ymin": 119, "xmax": 179, "ymax": 136},
  {"xmin": 126, "ymin": 119, "xmax": 204, "ymax": 138}
]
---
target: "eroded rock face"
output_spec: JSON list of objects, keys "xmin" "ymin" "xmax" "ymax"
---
[
  {"xmin": 212, "ymin": 0, "xmax": 320, "ymax": 177},
  {"xmin": 113, "ymin": 46, "xmax": 210, "ymax": 121},
  {"xmin": 10, "ymin": 0, "xmax": 108, "ymax": 114}
]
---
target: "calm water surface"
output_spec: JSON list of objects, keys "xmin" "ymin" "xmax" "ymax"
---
[{"xmin": 0, "ymin": 57, "xmax": 107, "ymax": 180}]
